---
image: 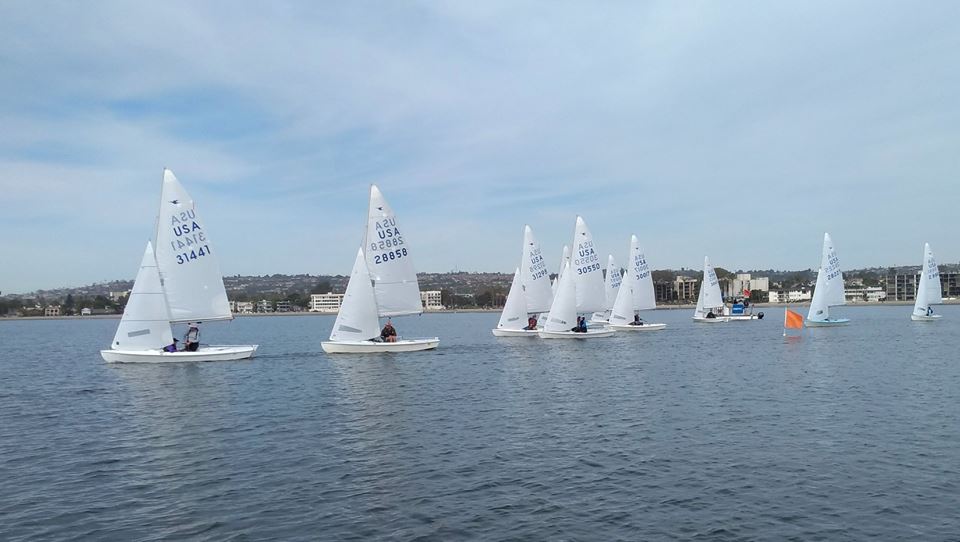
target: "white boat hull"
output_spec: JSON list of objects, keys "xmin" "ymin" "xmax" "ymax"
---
[
  {"xmin": 320, "ymin": 338, "xmax": 439, "ymax": 353},
  {"xmin": 101, "ymin": 345, "xmax": 258, "ymax": 363},
  {"xmin": 693, "ymin": 316, "xmax": 730, "ymax": 323},
  {"xmin": 491, "ymin": 328, "xmax": 540, "ymax": 337},
  {"xmin": 538, "ymin": 329, "xmax": 615, "ymax": 339},
  {"xmin": 609, "ymin": 323, "xmax": 667, "ymax": 331},
  {"xmin": 911, "ymin": 314, "xmax": 942, "ymax": 322},
  {"xmin": 726, "ymin": 314, "xmax": 762, "ymax": 321},
  {"xmin": 805, "ymin": 318, "xmax": 851, "ymax": 327}
]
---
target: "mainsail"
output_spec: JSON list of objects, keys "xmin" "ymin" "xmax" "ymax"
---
[
  {"xmin": 154, "ymin": 169, "xmax": 232, "ymax": 323},
  {"xmin": 521, "ymin": 225, "xmax": 554, "ymax": 314},
  {"xmin": 365, "ymin": 185, "xmax": 423, "ymax": 317},
  {"xmin": 572, "ymin": 216, "xmax": 605, "ymax": 313},
  {"xmin": 913, "ymin": 242, "xmax": 942, "ymax": 317}
]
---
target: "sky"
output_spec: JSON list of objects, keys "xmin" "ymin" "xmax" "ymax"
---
[{"xmin": 2, "ymin": 1, "xmax": 959, "ymax": 293}]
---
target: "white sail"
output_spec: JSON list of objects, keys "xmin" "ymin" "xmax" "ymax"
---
[
  {"xmin": 111, "ymin": 242, "xmax": 175, "ymax": 351},
  {"xmin": 808, "ymin": 232, "xmax": 845, "ymax": 321},
  {"xmin": 551, "ymin": 245, "xmax": 570, "ymax": 298},
  {"xmin": 694, "ymin": 278, "xmax": 707, "ymax": 318},
  {"xmin": 611, "ymin": 235, "xmax": 658, "ymax": 325},
  {"xmin": 632, "ymin": 238, "xmax": 657, "ymax": 311},
  {"xmin": 364, "ymin": 185, "xmax": 423, "ymax": 317},
  {"xmin": 521, "ymin": 225, "xmax": 554, "ymax": 313},
  {"xmin": 153, "ymin": 169, "xmax": 232, "ymax": 323},
  {"xmin": 603, "ymin": 254, "xmax": 622, "ymax": 311},
  {"xmin": 496, "ymin": 269, "xmax": 528, "ymax": 330},
  {"xmin": 701, "ymin": 256, "xmax": 724, "ymax": 310},
  {"xmin": 544, "ymin": 261, "xmax": 577, "ymax": 332},
  {"xmin": 330, "ymin": 248, "xmax": 381, "ymax": 342},
  {"xmin": 913, "ymin": 242, "xmax": 942, "ymax": 317},
  {"xmin": 572, "ymin": 216, "xmax": 606, "ymax": 313},
  {"xmin": 609, "ymin": 238, "xmax": 637, "ymax": 325}
]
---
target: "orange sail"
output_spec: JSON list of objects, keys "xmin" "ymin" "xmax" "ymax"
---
[{"xmin": 784, "ymin": 309, "xmax": 804, "ymax": 329}]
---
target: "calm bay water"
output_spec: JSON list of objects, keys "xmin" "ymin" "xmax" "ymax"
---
[{"xmin": 1, "ymin": 305, "xmax": 959, "ymax": 540}]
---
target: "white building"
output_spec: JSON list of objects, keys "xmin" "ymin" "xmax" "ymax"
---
[
  {"xmin": 44, "ymin": 305, "xmax": 61, "ymax": 317},
  {"xmin": 421, "ymin": 290, "xmax": 444, "ymax": 310},
  {"xmin": 108, "ymin": 290, "xmax": 130, "ymax": 302},
  {"xmin": 256, "ymin": 299, "xmax": 273, "ymax": 313},
  {"xmin": 80, "ymin": 307, "xmax": 92, "ymax": 316},
  {"xmin": 310, "ymin": 293, "xmax": 344, "ymax": 313},
  {"xmin": 845, "ymin": 287, "xmax": 886, "ymax": 303},
  {"xmin": 274, "ymin": 300, "xmax": 291, "ymax": 312},
  {"xmin": 233, "ymin": 301, "xmax": 254, "ymax": 314},
  {"xmin": 768, "ymin": 289, "xmax": 813, "ymax": 303},
  {"xmin": 725, "ymin": 274, "xmax": 770, "ymax": 299}
]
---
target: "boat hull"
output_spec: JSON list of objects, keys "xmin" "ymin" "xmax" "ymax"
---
[
  {"xmin": 538, "ymin": 329, "xmax": 615, "ymax": 339},
  {"xmin": 101, "ymin": 345, "xmax": 258, "ymax": 363},
  {"xmin": 726, "ymin": 314, "xmax": 762, "ymax": 321},
  {"xmin": 911, "ymin": 314, "xmax": 942, "ymax": 322},
  {"xmin": 693, "ymin": 316, "xmax": 730, "ymax": 323},
  {"xmin": 491, "ymin": 328, "xmax": 540, "ymax": 337},
  {"xmin": 609, "ymin": 323, "xmax": 667, "ymax": 331},
  {"xmin": 320, "ymin": 338, "xmax": 439, "ymax": 353},
  {"xmin": 805, "ymin": 318, "xmax": 851, "ymax": 327}
]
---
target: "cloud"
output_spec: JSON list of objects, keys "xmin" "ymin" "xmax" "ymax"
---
[{"xmin": 1, "ymin": 1, "xmax": 959, "ymax": 292}]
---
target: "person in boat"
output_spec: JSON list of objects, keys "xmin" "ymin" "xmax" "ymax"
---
[
  {"xmin": 184, "ymin": 323, "xmax": 200, "ymax": 351},
  {"xmin": 163, "ymin": 338, "xmax": 179, "ymax": 352},
  {"xmin": 927, "ymin": 306, "xmax": 934, "ymax": 316},
  {"xmin": 630, "ymin": 313, "xmax": 644, "ymax": 326},
  {"xmin": 706, "ymin": 311, "xmax": 716, "ymax": 319},
  {"xmin": 381, "ymin": 319, "xmax": 398, "ymax": 342},
  {"xmin": 570, "ymin": 316, "xmax": 588, "ymax": 333},
  {"xmin": 524, "ymin": 316, "xmax": 538, "ymax": 330}
]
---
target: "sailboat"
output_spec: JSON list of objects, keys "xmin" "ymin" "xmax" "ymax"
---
[
  {"xmin": 806, "ymin": 232, "xmax": 849, "ymax": 326},
  {"xmin": 101, "ymin": 169, "xmax": 258, "ymax": 362},
  {"xmin": 692, "ymin": 256, "xmax": 729, "ymax": 323},
  {"xmin": 321, "ymin": 185, "xmax": 439, "ymax": 353},
  {"xmin": 591, "ymin": 255, "xmax": 621, "ymax": 323},
  {"xmin": 493, "ymin": 225, "xmax": 554, "ymax": 336},
  {"xmin": 539, "ymin": 216, "xmax": 614, "ymax": 339},
  {"xmin": 911, "ymin": 242, "xmax": 943, "ymax": 321},
  {"xmin": 609, "ymin": 235, "xmax": 666, "ymax": 331}
]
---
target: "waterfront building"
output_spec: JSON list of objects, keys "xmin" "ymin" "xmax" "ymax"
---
[
  {"xmin": 768, "ymin": 289, "xmax": 813, "ymax": 303},
  {"xmin": 274, "ymin": 300, "xmax": 291, "ymax": 313},
  {"xmin": 654, "ymin": 276, "xmax": 699, "ymax": 303},
  {"xmin": 845, "ymin": 287, "xmax": 887, "ymax": 303},
  {"xmin": 255, "ymin": 299, "xmax": 273, "ymax": 313},
  {"xmin": 310, "ymin": 293, "xmax": 344, "ymax": 313},
  {"xmin": 724, "ymin": 274, "xmax": 770, "ymax": 299},
  {"xmin": 44, "ymin": 305, "xmax": 61, "ymax": 317},
  {"xmin": 234, "ymin": 301, "xmax": 254, "ymax": 314},
  {"xmin": 885, "ymin": 270, "xmax": 960, "ymax": 301},
  {"xmin": 420, "ymin": 290, "xmax": 444, "ymax": 311}
]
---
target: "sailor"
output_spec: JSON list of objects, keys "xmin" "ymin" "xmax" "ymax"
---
[
  {"xmin": 184, "ymin": 323, "xmax": 201, "ymax": 351},
  {"xmin": 630, "ymin": 314, "xmax": 644, "ymax": 326},
  {"xmin": 524, "ymin": 316, "xmax": 538, "ymax": 330},
  {"xmin": 380, "ymin": 319, "xmax": 398, "ymax": 342}
]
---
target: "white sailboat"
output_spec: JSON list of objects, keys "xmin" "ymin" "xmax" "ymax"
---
[
  {"xmin": 609, "ymin": 235, "xmax": 666, "ymax": 331},
  {"xmin": 591, "ymin": 255, "xmax": 622, "ymax": 323},
  {"xmin": 321, "ymin": 185, "xmax": 439, "ymax": 353},
  {"xmin": 550, "ymin": 245, "xmax": 571, "ymax": 298},
  {"xmin": 101, "ymin": 169, "xmax": 258, "ymax": 362},
  {"xmin": 806, "ymin": 232, "xmax": 849, "ymax": 326},
  {"xmin": 911, "ymin": 242, "xmax": 943, "ymax": 322},
  {"xmin": 539, "ymin": 216, "xmax": 614, "ymax": 339},
  {"xmin": 693, "ymin": 256, "xmax": 729, "ymax": 323},
  {"xmin": 493, "ymin": 225, "xmax": 554, "ymax": 336}
]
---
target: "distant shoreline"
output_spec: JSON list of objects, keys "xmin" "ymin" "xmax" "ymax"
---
[{"xmin": 3, "ymin": 299, "xmax": 957, "ymax": 322}]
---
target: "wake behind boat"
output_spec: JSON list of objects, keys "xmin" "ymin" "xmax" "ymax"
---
[
  {"xmin": 321, "ymin": 185, "xmax": 439, "ymax": 354},
  {"xmin": 101, "ymin": 169, "xmax": 257, "ymax": 363}
]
